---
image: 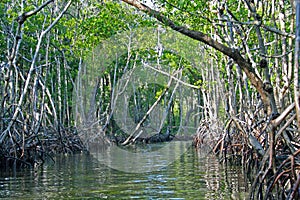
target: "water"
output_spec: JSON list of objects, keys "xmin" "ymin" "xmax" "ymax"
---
[{"xmin": 0, "ymin": 142, "xmax": 249, "ymax": 199}]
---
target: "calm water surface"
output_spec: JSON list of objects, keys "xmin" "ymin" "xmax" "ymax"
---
[{"xmin": 0, "ymin": 142, "xmax": 249, "ymax": 199}]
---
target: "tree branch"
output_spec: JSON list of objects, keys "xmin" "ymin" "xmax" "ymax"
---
[
  {"xmin": 121, "ymin": 0, "xmax": 270, "ymax": 110},
  {"xmin": 17, "ymin": 0, "xmax": 54, "ymax": 24},
  {"xmin": 0, "ymin": 0, "xmax": 72, "ymax": 144}
]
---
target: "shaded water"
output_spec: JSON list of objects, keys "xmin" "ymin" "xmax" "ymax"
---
[{"xmin": 0, "ymin": 142, "xmax": 249, "ymax": 199}]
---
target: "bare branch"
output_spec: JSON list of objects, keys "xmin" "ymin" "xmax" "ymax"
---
[
  {"xmin": 17, "ymin": 0, "xmax": 54, "ymax": 24},
  {"xmin": 121, "ymin": 0, "xmax": 271, "ymax": 113},
  {"xmin": 0, "ymin": 0, "xmax": 72, "ymax": 144}
]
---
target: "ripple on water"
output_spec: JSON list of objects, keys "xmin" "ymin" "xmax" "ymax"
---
[{"xmin": 0, "ymin": 142, "xmax": 250, "ymax": 199}]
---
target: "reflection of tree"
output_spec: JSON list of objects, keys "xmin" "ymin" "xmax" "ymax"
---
[{"xmin": 200, "ymin": 153, "xmax": 248, "ymax": 199}]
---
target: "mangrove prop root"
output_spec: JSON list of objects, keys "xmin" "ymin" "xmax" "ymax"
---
[{"xmin": 204, "ymin": 104, "xmax": 300, "ymax": 199}]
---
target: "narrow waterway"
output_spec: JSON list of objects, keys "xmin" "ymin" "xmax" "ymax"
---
[{"xmin": 0, "ymin": 141, "xmax": 249, "ymax": 199}]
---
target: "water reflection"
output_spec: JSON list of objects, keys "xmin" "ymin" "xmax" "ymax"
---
[
  {"xmin": 89, "ymin": 141, "xmax": 191, "ymax": 173},
  {"xmin": 0, "ymin": 141, "xmax": 249, "ymax": 199}
]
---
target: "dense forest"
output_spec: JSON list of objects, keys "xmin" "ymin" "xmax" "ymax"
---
[{"xmin": 0, "ymin": 0, "xmax": 300, "ymax": 199}]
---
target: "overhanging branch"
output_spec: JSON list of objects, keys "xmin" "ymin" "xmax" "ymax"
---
[{"xmin": 121, "ymin": 0, "xmax": 270, "ymax": 109}]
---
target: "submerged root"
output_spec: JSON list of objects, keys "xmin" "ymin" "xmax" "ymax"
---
[
  {"xmin": 193, "ymin": 120, "xmax": 222, "ymax": 150},
  {"xmin": 194, "ymin": 104, "xmax": 300, "ymax": 199},
  {"xmin": 262, "ymin": 149, "xmax": 300, "ymax": 200},
  {"xmin": 0, "ymin": 126, "xmax": 85, "ymax": 170},
  {"xmin": 193, "ymin": 120, "xmax": 209, "ymax": 148}
]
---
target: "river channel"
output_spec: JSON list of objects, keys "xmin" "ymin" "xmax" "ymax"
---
[{"xmin": 0, "ymin": 141, "xmax": 250, "ymax": 199}]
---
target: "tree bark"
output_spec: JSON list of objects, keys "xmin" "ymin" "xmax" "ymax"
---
[
  {"xmin": 121, "ymin": 0, "xmax": 272, "ymax": 113},
  {"xmin": 295, "ymin": 0, "xmax": 300, "ymax": 130}
]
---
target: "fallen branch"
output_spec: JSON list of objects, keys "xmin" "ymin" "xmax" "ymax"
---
[{"xmin": 122, "ymin": 75, "xmax": 174, "ymax": 145}]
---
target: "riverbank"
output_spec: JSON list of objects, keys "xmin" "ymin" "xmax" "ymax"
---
[
  {"xmin": 0, "ymin": 127, "xmax": 197, "ymax": 170},
  {"xmin": 0, "ymin": 127, "xmax": 85, "ymax": 170}
]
